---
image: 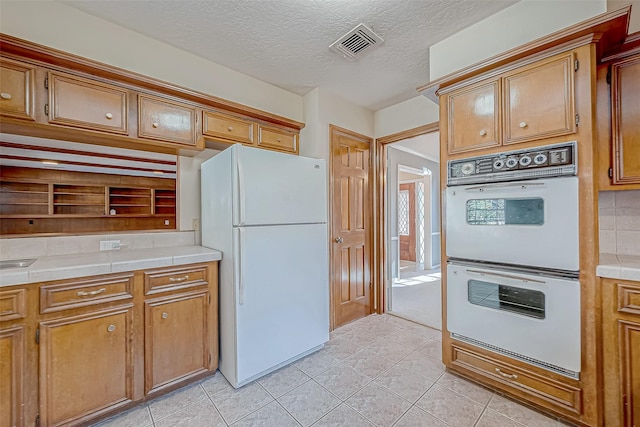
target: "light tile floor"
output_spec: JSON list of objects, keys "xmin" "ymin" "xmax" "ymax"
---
[{"xmin": 93, "ymin": 314, "xmax": 567, "ymax": 427}]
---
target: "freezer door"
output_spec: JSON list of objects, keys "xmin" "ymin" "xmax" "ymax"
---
[
  {"xmin": 233, "ymin": 223, "xmax": 329, "ymax": 385},
  {"xmin": 233, "ymin": 145, "xmax": 327, "ymax": 226}
]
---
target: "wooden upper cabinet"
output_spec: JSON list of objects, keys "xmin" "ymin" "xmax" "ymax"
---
[
  {"xmin": 138, "ymin": 95, "xmax": 197, "ymax": 146},
  {"xmin": 503, "ymin": 52, "xmax": 576, "ymax": 145},
  {"xmin": 447, "ymin": 78, "xmax": 500, "ymax": 154},
  {"xmin": 203, "ymin": 111, "xmax": 254, "ymax": 145},
  {"xmin": 0, "ymin": 58, "xmax": 36, "ymax": 121},
  {"xmin": 611, "ymin": 53, "xmax": 640, "ymax": 185},
  {"xmin": 48, "ymin": 71, "xmax": 128, "ymax": 135},
  {"xmin": 258, "ymin": 125, "xmax": 298, "ymax": 154}
]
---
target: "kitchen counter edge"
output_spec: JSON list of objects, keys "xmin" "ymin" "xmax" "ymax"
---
[{"xmin": 597, "ymin": 253, "xmax": 640, "ymax": 282}]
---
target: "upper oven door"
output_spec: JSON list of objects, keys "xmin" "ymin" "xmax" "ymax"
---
[{"xmin": 445, "ymin": 176, "xmax": 579, "ymax": 271}]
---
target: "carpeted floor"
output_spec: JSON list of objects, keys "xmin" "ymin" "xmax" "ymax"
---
[{"xmin": 389, "ymin": 261, "xmax": 442, "ymax": 330}]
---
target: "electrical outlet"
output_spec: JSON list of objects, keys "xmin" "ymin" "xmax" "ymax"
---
[
  {"xmin": 99, "ymin": 240, "xmax": 121, "ymax": 251},
  {"xmin": 192, "ymin": 218, "xmax": 200, "ymax": 230}
]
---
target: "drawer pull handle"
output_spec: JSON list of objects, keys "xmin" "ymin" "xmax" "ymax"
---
[
  {"xmin": 77, "ymin": 288, "xmax": 107, "ymax": 297},
  {"xmin": 105, "ymin": 112, "xmax": 113, "ymax": 119},
  {"xmin": 161, "ymin": 312, "xmax": 169, "ymax": 319},
  {"xmin": 107, "ymin": 324, "xmax": 116, "ymax": 332},
  {"xmin": 519, "ymin": 121, "xmax": 527, "ymax": 128},
  {"xmin": 228, "ymin": 126, "xmax": 234, "ymax": 131},
  {"xmin": 169, "ymin": 275, "xmax": 189, "ymax": 282},
  {"xmin": 479, "ymin": 129, "xmax": 487, "ymax": 136},
  {"xmin": 0, "ymin": 92, "xmax": 12, "ymax": 100},
  {"xmin": 152, "ymin": 122, "xmax": 159, "ymax": 128},
  {"xmin": 495, "ymin": 368, "xmax": 518, "ymax": 380}
]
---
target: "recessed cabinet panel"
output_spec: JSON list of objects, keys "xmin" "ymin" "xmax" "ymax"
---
[
  {"xmin": 0, "ymin": 58, "xmax": 35, "ymax": 121},
  {"xmin": 503, "ymin": 52, "xmax": 576, "ymax": 144},
  {"xmin": 138, "ymin": 95, "xmax": 197, "ymax": 146},
  {"xmin": 258, "ymin": 125, "xmax": 298, "ymax": 154},
  {"xmin": 611, "ymin": 53, "xmax": 640, "ymax": 185},
  {"xmin": 203, "ymin": 111, "xmax": 254, "ymax": 145},
  {"xmin": 48, "ymin": 71, "xmax": 128, "ymax": 134},
  {"xmin": 447, "ymin": 79, "xmax": 501, "ymax": 154},
  {"xmin": 0, "ymin": 327, "xmax": 24, "ymax": 427}
]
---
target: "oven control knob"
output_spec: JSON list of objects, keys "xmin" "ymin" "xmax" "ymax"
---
[
  {"xmin": 461, "ymin": 162, "xmax": 475, "ymax": 175},
  {"xmin": 505, "ymin": 157, "xmax": 518, "ymax": 168},
  {"xmin": 519, "ymin": 155, "xmax": 532, "ymax": 167},
  {"xmin": 534, "ymin": 153, "xmax": 548, "ymax": 165},
  {"xmin": 493, "ymin": 159, "xmax": 505, "ymax": 170}
]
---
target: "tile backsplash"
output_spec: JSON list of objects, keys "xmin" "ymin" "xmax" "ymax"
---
[
  {"xmin": 0, "ymin": 231, "xmax": 196, "ymax": 261},
  {"xmin": 599, "ymin": 190, "xmax": 640, "ymax": 255}
]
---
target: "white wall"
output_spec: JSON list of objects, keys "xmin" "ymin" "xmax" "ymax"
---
[
  {"xmin": 0, "ymin": 1, "xmax": 304, "ymax": 122},
  {"xmin": 429, "ymin": 0, "xmax": 607, "ymax": 80},
  {"xmin": 374, "ymin": 96, "xmax": 440, "ymax": 138},
  {"xmin": 608, "ymin": 0, "xmax": 640, "ymax": 32}
]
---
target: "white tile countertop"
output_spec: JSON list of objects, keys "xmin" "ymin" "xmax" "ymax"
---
[
  {"xmin": 0, "ymin": 246, "xmax": 222, "ymax": 287},
  {"xmin": 598, "ymin": 253, "xmax": 640, "ymax": 282}
]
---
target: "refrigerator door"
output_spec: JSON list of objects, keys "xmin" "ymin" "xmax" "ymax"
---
[
  {"xmin": 233, "ymin": 145, "xmax": 327, "ymax": 226},
  {"xmin": 231, "ymin": 223, "xmax": 329, "ymax": 386}
]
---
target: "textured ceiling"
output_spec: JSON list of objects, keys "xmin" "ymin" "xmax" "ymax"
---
[{"xmin": 64, "ymin": 0, "xmax": 518, "ymax": 111}]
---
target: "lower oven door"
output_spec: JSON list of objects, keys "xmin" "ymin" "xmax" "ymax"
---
[
  {"xmin": 447, "ymin": 262, "xmax": 580, "ymax": 375},
  {"xmin": 445, "ymin": 176, "xmax": 578, "ymax": 271}
]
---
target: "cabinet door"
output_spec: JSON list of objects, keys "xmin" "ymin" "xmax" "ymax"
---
[
  {"xmin": 203, "ymin": 110, "xmax": 254, "ymax": 145},
  {"xmin": 603, "ymin": 279, "xmax": 640, "ymax": 427},
  {"xmin": 611, "ymin": 54, "xmax": 640, "ymax": 185},
  {"xmin": 257, "ymin": 125, "xmax": 298, "ymax": 154},
  {"xmin": 0, "ymin": 58, "xmax": 35, "ymax": 121},
  {"xmin": 138, "ymin": 95, "xmax": 197, "ymax": 146},
  {"xmin": 446, "ymin": 79, "xmax": 500, "ymax": 154},
  {"xmin": 503, "ymin": 52, "xmax": 576, "ymax": 145},
  {"xmin": 48, "ymin": 71, "xmax": 128, "ymax": 134},
  {"xmin": 0, "ymin": 327, "xmax": 24, "ymax": 427},
  {"xmin": 144, "ymin": 292, "xmax": 209, "ymax": 394},
  {"xmin": 39, "ymin": 306, "xmax": 133, "ymax": 426}
]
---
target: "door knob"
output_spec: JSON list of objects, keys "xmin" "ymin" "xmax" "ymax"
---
[{"xmin": 335, "ymin": 237, "xmax": 343, "ymax": 243}]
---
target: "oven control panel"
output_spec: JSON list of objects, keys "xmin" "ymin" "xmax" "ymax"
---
[{"xmin": 448, "ymin": 142, "xmax": 577, "ymax": 185}]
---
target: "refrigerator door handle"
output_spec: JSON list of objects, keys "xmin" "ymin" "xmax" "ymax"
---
[
  {"xmin": 237, "ymin": 160, "xmax": 246, "ymax": 225},
  {"xmin": 237, "ymin": 227, "xmax": 245, "ymax": 305}
]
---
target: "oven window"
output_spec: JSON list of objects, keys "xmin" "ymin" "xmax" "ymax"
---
[
  {"xmin": 466, "ymin": 198, "xmax": 544, "ymax": 225},
  {"xmin": 467, "ymin": 279, "xmax": 545, "ymax": 319}
]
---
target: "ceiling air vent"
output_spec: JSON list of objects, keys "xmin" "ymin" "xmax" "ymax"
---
[{"xmin": 330, "ymin": 23, "xmax": 383, "ymax": 61}]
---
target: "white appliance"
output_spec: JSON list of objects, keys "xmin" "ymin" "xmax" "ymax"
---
[
  {"xmin": 447, "ymin": 262, "xmax": 581, "ymax": 375},
  {"xmin": 201, "ymin": 144, "xmax": 329, "ymax": 388}
]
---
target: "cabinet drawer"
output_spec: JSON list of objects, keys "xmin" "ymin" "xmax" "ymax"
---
[
  {"xmin": 451, "ymin": 344, "xmax": 581, "ymax": 413},
  {"xmin": 48, "ymin": 71, "xmax": 128, "ymax": 134},
  {"xmin": 616, "ymin": 281, "xmax": 640, "ymax": 316},
  {"xmin": 258, "ymin": 125, "xmax": 298, "ymax": 153},
  {"xmin": 144, "ymin": 264, "xmax": 208, "ymax": 296},
  {"xmin": 0, "ymin": 289, "xmax": 26, "ymax": 322},
  {"xmin": 203, "ymin": 111, "xmax": 254, "ymax": 145},
  {"xmin": 138, "ymin": 95, "xmax": 197, "ymax": 146},
  {"xmin": 0, "ymin": 57, "xmax": 36, "ymax": 121},
  {"xmin": 40, "ymin": 274, "xmax": 134, "ymax": 314}
]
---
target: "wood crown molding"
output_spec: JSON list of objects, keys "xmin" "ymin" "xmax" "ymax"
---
[
  {"xmin": 417, "ymin": 6, "xmax": 631, "ymax": 102},
  {"xmin": 0, "ymin": 33, "xmax": 305, "ymax": 131},
  {"xmin": 376, "ymin": 122, "xmax": 439, "ymax": 145}
]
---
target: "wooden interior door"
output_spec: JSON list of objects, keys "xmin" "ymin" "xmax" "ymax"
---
[
  {"xmin": 398, "ymin": 183, "xmax": 416, "ymax": 262},
  {"xmin": 330, "ymin": 125, "xmax": 372, "ymax": 329}
]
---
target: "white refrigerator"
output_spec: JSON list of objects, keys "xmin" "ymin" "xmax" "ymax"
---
[{"xmin": 201, "ymin": 144, "xmax": 329, "ymax": 388}]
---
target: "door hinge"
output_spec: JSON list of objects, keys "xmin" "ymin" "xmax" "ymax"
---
[
  {"xmin": 606, "ymin": 69, "xmax": 611, "ymax": 84},
  {"xmin": 44, "ymin": 77, "xmax": 48, "ymax": 89},
  {"xmin": 575, "ymin": 114, "xmax": 580, "ymax": 127},
  {"xmin": 208, "ymin": 294, "xmax": 211, "ymax": 304},
  {"xmin": 574, "ymin": 59, "xmax": 579, "ymax": 72},
  {"xmin": 208, "ymin": 354, "xmax": 212, "ymax": 365},
  {"xmin": 609, "ymin": 167, "xmax": 613, "ymax": 178},
  {"xmin": 44, "ymin": 104, "xmax": 49, "ymax": 116},
  {"xmin": 35, "ymin": 415, "xmax": 40, "ymax": 427},
  {"xmin": 35, "ymin": 329, "xmax": 40, "ymax": 344}
]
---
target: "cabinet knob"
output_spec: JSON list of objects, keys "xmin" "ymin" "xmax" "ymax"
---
[
  {"xmin": 0, "ymin": 92, "xmax": 12, "ymax": 100},
  {"xmin": 152, "ymin": 122, "xmax": 159, "ymax": 128},
  {"xmin": 519, "ymin": 121, "xmax": 527, "ymax": 128},
  {"xmin": 105, "ymin": 113, "xmax": 113, "ymax": 120},
  {"xmin": 276, "ymin": 138, "xmax": 282, "ymax": 142},
  {"xmin": 107, "ymin": 324, "xmax": 116, "ymax": 332},
  {"xmin": 161, "ymin": 312, "xmax": 169, "ymax": 319},
  {"xmin": 227, "ymin": 126, "xmax": 234, "ymax": 131},
  {"xmin": 479, "ymin": 129, "xmax": 487, "ymax": 136}
]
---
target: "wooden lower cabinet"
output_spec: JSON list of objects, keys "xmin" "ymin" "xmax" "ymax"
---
[
  {"xmin": 145, "ymin": 291, "xmax": 210, "ymax": 394},
  {"xmin": 39, "ymin": 306, "xmax": 134, "ymax": 426},
  {"xmin": 0, "ymin": 327, "xmax": 25, "ymax": 427},
  {"xmin": 603, "ymin": 278, "xmax": 640, "ymax": 427}
]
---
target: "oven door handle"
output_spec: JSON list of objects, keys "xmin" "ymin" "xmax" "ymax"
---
[
  {"xmin": 464, "ymin": 182, "xmax": 546, "ymax": 192},
  {"xmin": 466, "ymin": 269, "xmax": 546, "ymax": 284}
]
